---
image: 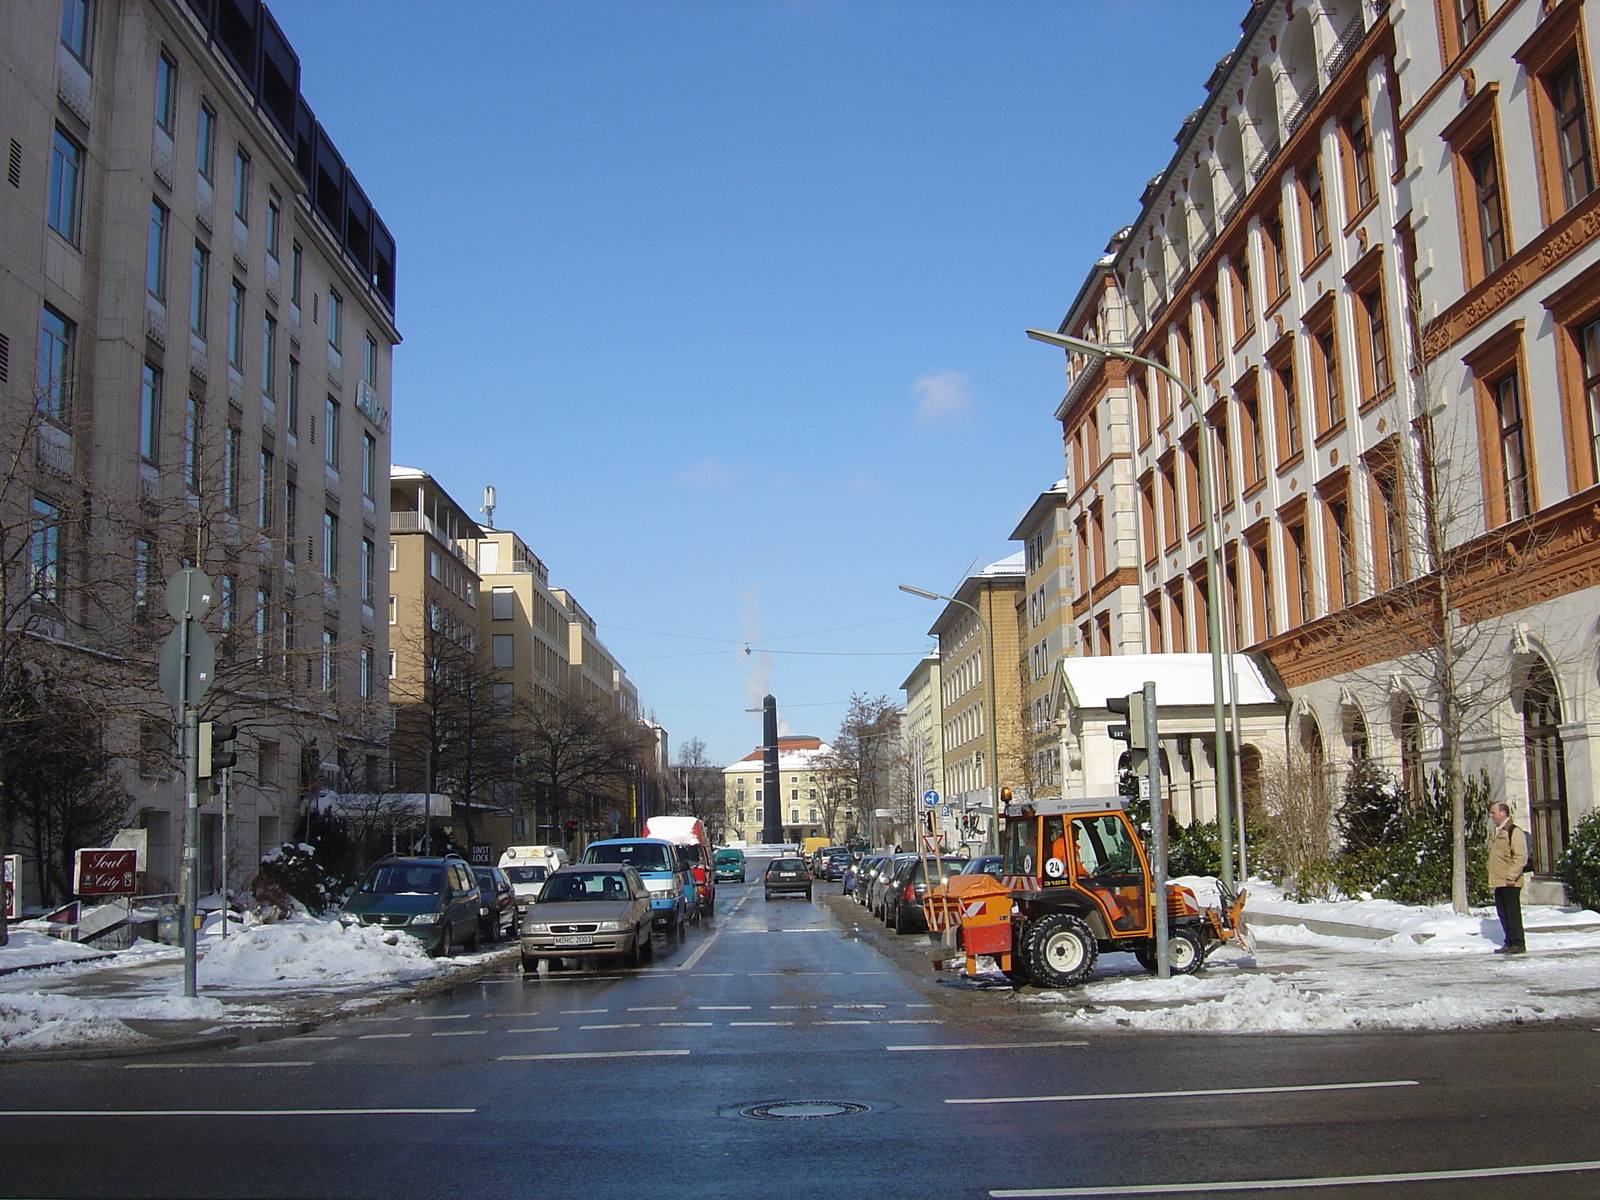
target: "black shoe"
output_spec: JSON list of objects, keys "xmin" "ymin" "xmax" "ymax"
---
[{"xmin": 1494, "ymin": 944, "xmax": 1526, "ymax": 954}]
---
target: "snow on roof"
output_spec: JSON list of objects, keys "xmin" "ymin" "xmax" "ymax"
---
[
  {"xmin": 725, "ymin": 738, "xmax": 836, "ymax": 774},
  {"xmin": 1058, "ymin": 654, "xmax": 1280, "ymax": 709},
  {"xmin": 979, "ymin": 551, "xmax": 1025, "ymax": 577}
]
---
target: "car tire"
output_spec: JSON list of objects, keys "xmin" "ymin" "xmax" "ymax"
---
[
  {"xmin": 435, "ymin": 928, "xmax": 453, "ymax": 958},
  {"xmin": 463, "ymin": 924, "xmax": 480, "ymax": 954},
  {"xmin": 704, "ymin": 896, "xmax": 716, "ymax": 917},
  {"xmin": 521, "ymin": 953, "xmax": 541, "ymax": 973},
  {"xmin": 805, "ymin": 888, "xmax": 812, "ymax": 901},
  {"xmin": 1024, "ymin": 912, "xmax": 1099, "ymax": 989},
  {"xmin": 676, "ymin": 908, "xmax": 689, "ymax": 942},
  {"xmin": 624, "ymin": 933, "xmax": 641, "ymax": 969},
  {"xmin": 893, "ymin": 904, "xmax": 910, "ymax": 935},
  {"xmin": 764, "ymin": 891, "xmax": 773, "ymax": 901},
  {"xmin": 640, "ymin": 930, "xmax": 655, "ymax": 962}
]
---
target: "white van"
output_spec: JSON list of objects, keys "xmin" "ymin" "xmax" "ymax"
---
[{"xmin": 497, "ymin": 845, "xmax": 570, "ymax": 913}]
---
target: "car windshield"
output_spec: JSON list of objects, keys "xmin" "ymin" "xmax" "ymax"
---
[
  {"xmin": 361, "ymin": 864, "xmax": 442, "ymax": 895},
  {"xmin": 714, "ymin": 851, "xmax": 741, "ymax": 863},
  {"xmin": 677, "ymin": 844, "xmax": 705, "ymax": 865},
  {"xmin": 769, "ymin": 859, "xmax": 804, "ymax": 872},
  {"xmin": 540, "ymin": 872, "xmax": 631, "ymax": 902},
  {"xmin": 503, "ymin": 866, "xmax": 547, "ymax": 884},
  {"xmin": 582, "ymin": 843, "xmax": 674, "ymax": 872}
]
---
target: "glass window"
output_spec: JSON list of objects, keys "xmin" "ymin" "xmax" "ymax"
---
[
  {"xmin": 491, "ymin": 587, "xmax": 514, "ymax": 620},
  {"xmin": 492, "ymin": 633, "xmax": 514, "ymax": 669},
  {"xmin": 286, "ymin": 357, "xmax": 299, "ymax": 435},
  {"xmin": 321, "ymin": 629, "xmax": 336, "ymax": 691},
  {"xmin": 290, "ymin": 242, "xmax": 303, "ymax": 305},
  {"xmin": 184, "ymin": 395, "xmax": 201, "ymax": 491},
  {"xmin": 324, "ymin": 397, "xmax": 340, "ymax": 468},
  {"xmin": 265, "ymin": 193, "xmax": 281, "ymax": 260},
  {"xmin": 233, "ymin": 147, "xmax": 249, "ymax": 222},
  {"xmin": 323, "ymin": 510, "xmax": 338, "ymax": 577},
  {"xmin": 261, "ymin": 314, "xmax": 277, "ymax": 397},
  {"xmin": 60, "ymin": 0, "xmax": 91, "ymax": 63},
  {"xmin": 146, "ymin": 200, "xmax": 168, "ymax": 300},
  {"xmin": 364, "ymin": 334, "xmax": 378, "ymax": 384},
  {"xmin": 134, "ymin": 537, "xmax": 152, "ymax": 614},
  {"xmin": 228, "ymin": 280, "xmax": 244, "ymax": 368},
  {"xmin": 284, "ymin": 481, "xmax": 297, "ymax": 563},
  {"xmin": 1348, "ymin": 109, "xmax": 1375, "ymax": 209},
  {"xmin": 1472, "ymin": 141, "xmax": 1508, "ymax": 272},
  {"xmin": 48, "ymin": 129, "xmax": 83, "ymax": 244},
  {"xmin": 30, "ymin": 498, "xmax": 60, "ymax": 601},
  {"xmin": 327, "ymin": 290, "xmax": 342, "ymax": 349},
  {"xmin": 362, "ymin": 432, "xmax": 375, "ymax": 498},
  {"xmin": 37, "ymin": 308, "xmax": 73, "ymax": 424},
  {"xmin": 189, "ymin": 243, "xmax": 209, "ymax": 336},
  {"xmin": 197, "ymin": 104, "xmax": 215, "ymax": 181},
  {"xmin": 1305, "ymin": 162, "xmax": 1328, "ymax": 254},
  {"xmin": 155, "ymin": 52, "xmax": 176, "ymax": 133},
  {"xmin": 1551, "ymin": 57, "xmax": 1595, "ymax": 212},
  {"xmin": 361, "ymin": 538, "xmax": 375, "ymax": 605},
  {"xmin": 1579, "ymin": 319, "xmax": 1600, "ymax": 482},
  {"xmin": 223, "ymin": 424, "xmax": 239, "ymax": 510},
  {"xmin": 1362, "ymin": 285, "xmax": 1391, "ymax": 394},
  {"xmin": 1493, "ymin": 370, "xmax": 1531, "ymax": 519},
  {"xmin": 1456, "ymin": 0, "xmax": 1482, "ymax": 48},
  {"xmin": 139, "ymin": 364, "xmax": 162, "ymax": 464},
  {"xmin": 259, "ymin": 449, "xmax": 274, "ymax": 531}
]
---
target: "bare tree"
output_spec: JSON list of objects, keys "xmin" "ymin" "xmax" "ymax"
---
[
  {"xmin": 819, "ymin": 694, "xmax": 903, "ymax": 846},
  {"xmin": 515, "ymin": 686, "xmax": 652, "ymax": 849},
  {"xmin": 671, "ymin": 737, "xmax": 726, "ymax": 842}
]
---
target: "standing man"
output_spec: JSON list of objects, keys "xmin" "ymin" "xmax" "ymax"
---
[{"xmin": 1488, "ymin": 801, "xmax": 1530, "ymax": 955}]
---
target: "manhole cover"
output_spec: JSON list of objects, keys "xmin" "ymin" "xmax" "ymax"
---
[{"xmin": 739, "ymin": 1100, "xmax": 870, "ymax": 1121}]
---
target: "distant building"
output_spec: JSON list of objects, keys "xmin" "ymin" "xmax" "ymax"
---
[{"xmin": 721, "ymin": 736, "xmax": 838, "ymax": 846}]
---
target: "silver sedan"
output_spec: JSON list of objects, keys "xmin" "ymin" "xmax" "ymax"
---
[{"xmin": 520, "ymin": 866, "xmax": 655, "ymax": 971}]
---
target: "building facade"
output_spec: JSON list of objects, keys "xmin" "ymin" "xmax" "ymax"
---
[
  {"xmin": 0, "ymin": 0, "xmax": 397, "ymax": 902},
  {"xmin": 721, "ymin": 735, "xmax": 837, "ymax": 846}
]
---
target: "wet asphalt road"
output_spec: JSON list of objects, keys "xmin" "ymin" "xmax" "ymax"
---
[{"xmin": 3, "ymin": 879, "xmax": 1600, "ymax": 1199}]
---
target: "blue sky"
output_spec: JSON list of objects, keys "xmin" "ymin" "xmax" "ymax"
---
[{"xmin": 269, "ymin": 0, "xmax": 1242, "ymax": 766}]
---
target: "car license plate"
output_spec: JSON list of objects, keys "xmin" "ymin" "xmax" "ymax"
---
[{"xmin": 554, "ymin": 934, "xmax": 593, "ymax": 947}]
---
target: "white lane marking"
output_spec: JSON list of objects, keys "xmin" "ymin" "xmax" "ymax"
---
[
  {"xmin": 415, "ymin": 1014, "xmax": 471, "ymax": 1021},
  {"xmin": 730, "ymin": 1021, "xmax": 793, "ymax": 1027},
  {"xmin": 499, "ymin": 1049, "xmax": 691, "ymax": 1061},
  {"xmin": 950, "ymin": 1080, "xmax": 1420, "ymax": 1107},
  {"xmin": 852, "ymin": 971, "xmax": 886, "ymax": 975},
  {"xmin": 676, "ymin": 922, "xmax": 729, "ymax": 971},
  {"xmin": 889, "ymin": 1019, "xmax": 944, "ymax": 1025},
  {"xmin": 358, "ymin": 1016, "xmax": 404, "ymax": 1022},
  {"xmin": 123, "ymin": 1068, "xmax": 310, "ymax": 1075},
  {"xmin": 988, "ymin": 1159, "xmax": 1600, "ymax": 1197},
  {"xmin": 560, "ymin": 1009, "xmax": 607, "ymax": 1014},
  {"xmin": 431, "ymin": 1029, "xmax": 488, "ymax": 1037},
  {"xmin": 295, "ymin": 1036, "xmax": 338, "ymax": 1041},
  {"xmin": 506, "ymin": 1027, "xmax": 558, "ymax": 1033},
  {"xmin": 358, "ymin": 1033, "xmax": 412, "ymax": 1040},
  {"xmin": 905, "ymin": 1003, "xmax": 936, "ymax": 1008},
  {"xmin": 629, "ymin": 1006, "xmax": 677, "ymax": 1012},
  {"xmin": 749, "ymin": 971, "xmax": 841, "ymax": 976},
  {"xmin": 8, "ymin": 1108, "xmax": 475, "ymax": 1117},
  {"xmin": 835, "ymin": 1003, "xmax": 886, "ymax": 1009},
  {"xmin": 888, "ymin": 1041, "xmax": 1090, "ymax": 1053},
  {"xmin": 581, "ymin": 1023, "xmax": 642, "ymax": 1030},
  {"xmin": 817, "ymin": 1020, "xmax": 871, "ymax": 1026},
  {"xmin": 699, "ymin": 1005, "xmax": 751, "ymax": 1011},
  {"xmin": 658, "ymin": 1021, "xmax": 713, "ymax": 1027},
  {"xmin": 780, "ymin": 928, "xmax": 827, "ymax": 932}
]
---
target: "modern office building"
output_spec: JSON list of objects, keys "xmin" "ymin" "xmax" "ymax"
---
[{"xmin": 0, "ymin": 0, "xmax": 397, "ymax": 901}]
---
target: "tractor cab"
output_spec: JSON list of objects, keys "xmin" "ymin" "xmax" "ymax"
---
[{"xmin": 1002, "ymin": 796, "xmax": 1155, "ymax": 940}]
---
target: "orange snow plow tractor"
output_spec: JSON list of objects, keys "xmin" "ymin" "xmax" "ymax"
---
[{"xmin": 923, "ymin": 795, "xmax": 1251, "ymax": 989}]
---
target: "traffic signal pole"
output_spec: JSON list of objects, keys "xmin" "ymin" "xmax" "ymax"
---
[{"xmin": 1144, "ymin": 682, "xmax": 1169, "ymax": 981}]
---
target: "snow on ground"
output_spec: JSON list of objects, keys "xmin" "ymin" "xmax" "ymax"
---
[
  {"xmin": 195, "ymin": 915, "xmax": 444, "ymax": 991},
  {"xmin": 0, "ymin": 930, "xmax": 110, "ymax": 972},
  {"xmin": 0, "ymin": 991, "xmax": 231, "ymax": 1051}
]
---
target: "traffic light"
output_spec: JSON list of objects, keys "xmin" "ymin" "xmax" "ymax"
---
[
  {"xmin": 564, "ymin": 820, "xmax": 577, "ymax": 842},
  {"xmin": 1105, "ymin": 693, "xmax": 1148, "ymax": 749},
  {"xmin": 198, "ymin": 721, "xmax": 237, "ymax": 778}
]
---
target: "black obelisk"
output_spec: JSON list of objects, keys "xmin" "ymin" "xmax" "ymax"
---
[{"xmin": 760, "ymin": 694, "xmax": 781, "ymax": 845}]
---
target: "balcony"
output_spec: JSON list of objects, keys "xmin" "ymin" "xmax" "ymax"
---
[{"xmin": 390, "ymin": 511, "xmax": 475, "ymax": 569}]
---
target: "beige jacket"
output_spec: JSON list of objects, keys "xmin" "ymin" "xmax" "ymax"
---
[{"xmin": 1487, "ymin": 819, "xmax": 1530, "ymax": 889}]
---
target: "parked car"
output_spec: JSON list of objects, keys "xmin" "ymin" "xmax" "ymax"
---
[
  {"xmin": 338, "ymin": 855, "xmax": 483, "ymax": 957},
  {"xmin": 810, "ymin": 845, "xmax": 850, "ymax": 878},
  {"xmin": 472, "ymin": 865, "xmax": 517, "ymax": 941},
  {"xmin": 519, "ymin": 866, "xmax": 655, "ymax": 971},
  {"xmin": 851, "ymin": 856, "xmax": 884, "ymax": 904},
  {"xmin": 882, "ymin": 856, "xmax": 971, "ymax": 934},
  {"xmin": 579, "ymin": 837, "xmax": 691, "ymax": 936},
  {"xmin": 960, "ymin": 855, "xmax": 1006, "ymax": 880},
  {"xmin": 867, "ymin": 854, "xmax": 917, "ymax": 918},
  {"xmin": 764, "ymin": 857, "xmax": 812, "ymax": 901},
  {"xmin": 645, "ymin": 816, "xmax": 717, "ymax": 917},
  {"xmin": 498, "ymin": 846, "xmax": 568, "ymax": 918},
  {"xmin": 818, "ymin": 850, "xmax": 852, "ymax": 881},
  {"xmin": 714, "ymin": 848, "xmax": 746, "ymax": 883},
  {"xmin": 500, "ymin": 863, "xmax": 551, "ymax": 921}
]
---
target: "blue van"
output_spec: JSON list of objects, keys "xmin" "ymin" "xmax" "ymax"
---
[{"xmin": 580, "ymin": 838, "xmax": 691, "ymax": 937}]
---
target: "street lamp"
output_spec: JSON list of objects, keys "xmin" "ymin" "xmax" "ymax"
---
[
  {"xmin": 1025, "ymin": 328, "xmax": 1236, "ymax": 890},
  {"xmin": 900, "ymin": 582, "xmax": 1003, "ymax": 854}
]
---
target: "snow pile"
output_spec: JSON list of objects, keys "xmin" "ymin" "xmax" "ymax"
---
[
  {"xmin": 0, "ymin": 930, "xmax": 110, "ymax": 972},
  {"xmin": 1050, "ymin": 970, "xmax": 1572, "ymax": 1033},
  {"xmin": 197, "ymin": 915, "xmax": 440, "ymax": 990},
  {"xmin": 0, "ymin": 992, "xmax": 230, "ymax": 1051}
]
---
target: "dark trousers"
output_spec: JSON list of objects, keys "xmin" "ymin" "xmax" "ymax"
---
[{"xmin": 1495, "ymin": 886, "xmax": 1525, "ymax": 949}]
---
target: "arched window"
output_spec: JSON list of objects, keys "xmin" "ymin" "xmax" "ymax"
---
[
  {"xmin": 1398, "ymin": 701, "xmax": 1423, "ymax": 803},
  {"xmin": 1522, "ymin": 659, "xmax": 1569, "ymax": 875},
  {"xmin": 1239, "ymin": 744, "xmax": 1263, "ymax": 815},
  {"xmin": 1347, "ymin": 708, "xmax": 1369, "ymax": 762}
]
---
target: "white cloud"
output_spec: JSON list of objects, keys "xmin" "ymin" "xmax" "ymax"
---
[
  {"xmin": 674, "ymin": 457, "xmax": 751, "ymax": 488},
  {"xmin": 911, "ymin": 369, "xmax": 973, "ymax": 424}
]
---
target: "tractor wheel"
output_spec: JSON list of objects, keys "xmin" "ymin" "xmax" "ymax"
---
[
  {"xmin": 1167, "ymin": 926, "xmax": 1205, "ymax": 975},
  {"xmin": 1024, "ymin": 912, "xmax": 1099, "ymax": 989}
]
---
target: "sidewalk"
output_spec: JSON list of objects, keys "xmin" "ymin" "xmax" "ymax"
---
[{"xmin": 0, "ymin": 916, "xmax": 518, "ymax": 1060}]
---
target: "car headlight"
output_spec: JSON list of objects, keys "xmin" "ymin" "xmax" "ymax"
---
[
  {"xmin": 523, "ymin": 922, "xmax": 550, "ymax": 934},
  {"xmin": 595, "ymin": 921, "xmax": 622, "ymax": 932},
  {"xmin": 408, "ymin": 912, "xmax": 441, "ymax": 926},
  {"xmin": 338, "ymin": 912, "xmax": 359, "ymax": 926}
]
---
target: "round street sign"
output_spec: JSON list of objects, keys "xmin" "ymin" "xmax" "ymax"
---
[
  {"xmin": 164, "ymin": 568, "xmax": 215, "ymax": 623},
  {"xmin": 922, "ymin": 789, "xmax": 939, "ymax": 808}
]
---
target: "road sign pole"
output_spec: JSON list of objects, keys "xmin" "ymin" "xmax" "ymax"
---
[
  {"xmin": 162, "ymin": 567, "xmax": 214, "ymax": 1001},
  {"xmin": 1145, "ymin": 681, "xmax": 1169, "ymax": 981},
  {"xmin": 219, "ymin": 765, "xmax": 230, "ymax": 939}
]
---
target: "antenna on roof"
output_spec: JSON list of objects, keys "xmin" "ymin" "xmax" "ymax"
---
[{"xmin": 481, "ymin": 485, "xmax": 497, "ymax": 530}]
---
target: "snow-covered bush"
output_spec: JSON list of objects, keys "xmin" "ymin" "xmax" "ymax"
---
[
  {"xmin": 1333, "ymin": 771, "xmax": 1490, "ymax": 906},
  {"xmin": 258, "ymin": 842, "xmax": 351, "ymax": 915},
  {"xmin": 1558, "ymin": 809, "xmax": 1600, "ymax": 913}
]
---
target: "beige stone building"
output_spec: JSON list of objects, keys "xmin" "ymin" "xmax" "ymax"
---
[
  {"xmin": 721, "ymin": 736, "xmax": 839, "ymax": 846},
  {"xmin": 0, "ymin": 0, "xmax": 396, "ymax": 902}
]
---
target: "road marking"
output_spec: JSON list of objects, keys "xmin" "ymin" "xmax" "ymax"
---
[
  {"xmin": 690, "ymin": 972, "xmax": 735, "ymax": 977},
  {"xmin": 888, "ymin": 1041, "xmax": 1090, "ymax": 1053},
  {"xmin": 358, "ymin": 1016, "xmax": 403, "ymax": 1022},
  {"xmin": 780, "ymin": 928, "xmax": 827, "ymax": 932},
  {"xmin": 730, "ymin": 1021, "xmax": 793, "ymax": 1027},
  {"xmin": 124, "ymin": 1068, "xmax": 312, "ymax": 1075},
  {"xmin": 749, "ymin": 971, "xmax": 841, "ymax": 976},
  {"xmin": 561, "ymin": 1009, "xmax": 607, "ymax": 1014},
  {"xmin": 817, "ymin": 1020, "xmax": 872, "ymax": 1026},
  {"xmin": 8, "ymin": 1108, "xmax": 474, "ymax": 1117},
  {"xmin": 699, "ymin": 1005, "xmax": 751, "ymax": 1011},
  {"xmin": 415, "ymin": 1014, "xmax": 471, "ymax": 1021},
  {"xmin": 499, "ymin": 1049, "xmax": 691, "ymax": 1062},
  {"xmin": 852, "ymin": 971, "xmax": 886, "ymax": 975},
  {"xmin": 950, "ymin": 1080, "xmax": 1420, "ymax": 1107},
  {"xmin": 358, "ymin": 1033, "xmax": 412, "ymax": 1040},
  {"xmin": 676, "ymin": 922, "xmax": 728, "ymax": 971},
  {"xmin": 581, "ymin": 1023, "xmax": 642, "ymax": 1030},
  {"xmin": 629, "ymin": 1006, "xmax": 677, "ymax": 1012},
  {"xmin": 987, "ymin": 1159, "xmax": 1600, "ymax": 1196},
  {"xmin": 431, "ymin": 1029, "xmax": 488, "ymax": 1037},
  {"xmin": 836, "ymin": 1003, "xmax": 886, "ymax": 1008},
  {"xmin": 889, "ymin": 1019, "xmax": 944, "ymax": 1025},
  {"xmin": 658, "ymin": 1021, "xmax": 713, "ymax": 1027},
  {"xmin": 906, "ymin": 1003, "xmax": 936, "ymax": 1008},
  {"xmin": 506, "ymin": 1027, "xmax": 558, "ymax": 1033},
  {"xmin": 295, "ymin": 1036, "xmax": 338, "ymax": 1041}
]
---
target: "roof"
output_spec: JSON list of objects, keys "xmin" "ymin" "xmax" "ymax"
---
[
  {"xmin": 725, "ymin": 737, "xmax": 835, "ymax": 774},
  {"xmin": 926, "ymin": 555, "xmax": 1027, "ymax": 638},
  {"xmin": 1009, "ymin": 481, "xmax": 1074, "ymax": 542},
  {"xmin": 1057, "ymin": 653, "xmax": 1282, "ymax": 710},
  {"xmin": 900, "ymin": 652, "xmax": 940, "ymax": 693}
]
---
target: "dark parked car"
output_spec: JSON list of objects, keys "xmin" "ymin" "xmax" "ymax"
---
[
  {"xmin": 472, "ymin": 865, "xmax": 517, "ymax": 941},
  {"xmin": 960, "ymin": 856, "xmax": 1006, "ymax": 880},
  {"xmin": 338, "ymin": 855, "xmax": 483, "ymax": 956},
  {"xmin": 882, "ymin": 856, "xmax": 971, "ymax": 934},
  {"xmin": 764, "ymin": 857, "xmax": 812, "ymax": 900},
  {"xmin": 520, "ymin": 866, "xmax": 655, "ymax": 971},
  {"xmin": 867, "ymin": 854, "xmax": 917, "ymax": 918},
  {"xmin": 819, "ymin": 851, "xmax": 852, "ymax": 881},
  {"xmin": 851, "ymin": 856, "xmax": 884, "ymax": 904}
]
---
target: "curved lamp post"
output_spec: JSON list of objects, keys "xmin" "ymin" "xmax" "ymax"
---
[
  {"xmin": 1024, "ymin": 328, "xmax": 1235, "ymax": 889},
  {"xmin": 900, "ymin": 583, "xmax": 1002, "ymax": 854}
]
